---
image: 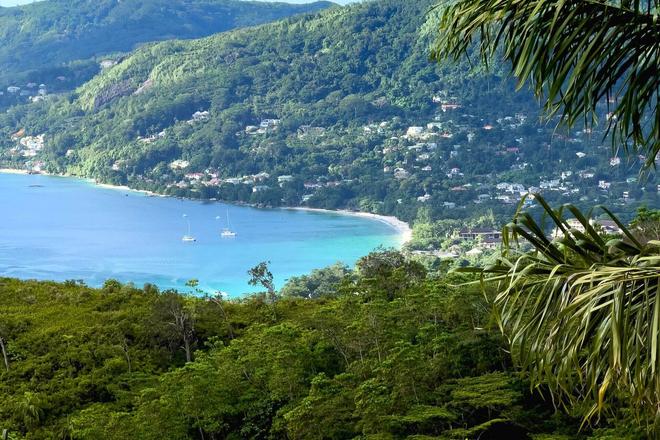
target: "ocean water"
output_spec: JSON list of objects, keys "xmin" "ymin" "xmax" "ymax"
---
[{"xmin": 0, "ymin": 173, "xmax": 401, "ymax": 296}]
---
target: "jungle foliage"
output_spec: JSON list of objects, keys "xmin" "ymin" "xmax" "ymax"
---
[{"xmin": 0, "ymin": 249, "xmax": 648, "ymax": 439}]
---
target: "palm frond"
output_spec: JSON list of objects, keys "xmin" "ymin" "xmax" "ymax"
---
[
  {"xmin": 431, "ymin": 0, "xmax": 660, "ymax": 169},
  {"xmin": 461, "ymin": 195, "xmax": 660, "ymax": 420}
]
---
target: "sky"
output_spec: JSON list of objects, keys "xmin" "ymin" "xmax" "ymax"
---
[
  {"xmin": 0, "ymin": 0, "xmax": 362, "ymax": 6},
  {"xmin": 0, "ymin": 0, "xmax": 36, "ymax": 5}
]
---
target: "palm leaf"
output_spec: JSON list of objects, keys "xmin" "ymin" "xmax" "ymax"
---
[
  {"xmin": 460, "ymin": 195, "xmax": 660, "ymax": 422},
  {"xmin": 430, "ymin": 0, "xmax": 660, "ymax": 169}
]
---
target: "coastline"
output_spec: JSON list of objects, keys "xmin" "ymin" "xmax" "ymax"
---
[
  {"xmin": 286, "ymin": 207, "xmax": 412, "ymax": 244},
  {"xmin": 0, "ymin": 168, "xmax": 31, "ymax": 175},
  {"xmin": 0, "ymin": 168, "xmax": 412, "ymax": 245}
]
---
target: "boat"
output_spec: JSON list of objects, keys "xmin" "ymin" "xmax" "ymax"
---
[
  {"xmin": 181, "ymin": 214, "xmax": 196, "ymax": 242},
  {"xmin": 218, "ymin": 210, "xmax": 237, "ymax": 238}
]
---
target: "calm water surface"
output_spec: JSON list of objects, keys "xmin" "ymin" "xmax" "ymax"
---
[{"xmin": 0, "ymin": 173, "xmax": 401, "ymax": 296}]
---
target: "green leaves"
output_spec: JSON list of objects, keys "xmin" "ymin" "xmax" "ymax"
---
[
  {"xmin": 431, "ymin": 0, "xmax": 660, "ymax": 169},
  {"xmin": 464, "ymin": 195, "xmax": 660, "ymax": 423}
]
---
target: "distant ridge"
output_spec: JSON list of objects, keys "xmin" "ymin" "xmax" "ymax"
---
[{"xmin": 0, "ymin": 0, "xmax": 334, "ymax": 82}]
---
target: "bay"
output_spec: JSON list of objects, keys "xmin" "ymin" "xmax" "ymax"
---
[{"xmin": 0, "ymin": 172, "xmax": 402, "ymax": 296}]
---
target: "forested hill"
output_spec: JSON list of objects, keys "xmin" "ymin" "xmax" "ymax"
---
[
  {"xmin": 1, "ymin": 0, "xmax": 655, "ymax": 224},
  {"xmin": 0, "ymin": 0, "xmax": 333, "ymax": 86}
]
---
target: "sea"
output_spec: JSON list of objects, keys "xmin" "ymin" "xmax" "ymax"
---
[{"xmin": 0, "ymin": 172, "xmax": 402, "ymax": 296}]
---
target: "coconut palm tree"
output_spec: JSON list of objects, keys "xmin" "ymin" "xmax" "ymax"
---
[
  {"xmin": 431, "ymin": 0, "xmax": 659, "ymax": 168},
  {"xmin": 432, "ymin": 0, "xmax": 660, "ymax": 422}
]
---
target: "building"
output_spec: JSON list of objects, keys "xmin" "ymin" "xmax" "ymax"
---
[{"xmin": 458, "ymin": 228, "xmax": 502, "ymax": 241}]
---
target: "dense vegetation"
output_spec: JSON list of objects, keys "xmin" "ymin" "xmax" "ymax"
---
[
  {"xmin": 0, "ymin": 0, "xmax": 332, "ymax": 103},
  {"xmin": 0, "ymin": 249, "xmax": 648, "ymax": 439},
  {"xmin": 1, "ymin": 0, "xmax": 654, "ymax": 233}
]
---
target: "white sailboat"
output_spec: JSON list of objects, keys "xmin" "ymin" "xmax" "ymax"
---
[
  {"xmin": 181, "ymin": 214, "xmax": 196, "ymax": 242},
  {"xmin": 218, "ymin": 210, "xmax": 237, "ymax": 238}
]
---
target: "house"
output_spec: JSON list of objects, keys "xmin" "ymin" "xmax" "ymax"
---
[
  {"xmin": 224, "ymin": 178, "xmax": 242, "ymax": 185},
  {"xmin": 458, "ymin": 228, "xmax": 502, "ymax": 241},
  {"xmin": 440, "ymin": 103, "xmax": 461, "ymax": 112},
  {"xmin": 443, "ymin": 202, "xmax": 456, "ymax": 209},
  {"xmin": 7, "ymin": 86, "xmax": 20, "ymax": 94},
  {"xmin": 406, "ymin": 126, "xmax": 424, "ymax": 138},
  {"xmin": 188, "ymin": 111, "xmax": 210, "ymax": 124},
  {"xmin": 169, "ymin": 160, "xmax": 190, "ymax": 170},
  {"xmin": 252, "ymin": 185, "xmax": 270, "ymax": 193},
  {"xmin": 277, "ymin": 175, "xmax": 294, "ymax": 183},
  {"xmin": 478, "ymin": 237, "xmax": 501, "ymax": 250},
  {"xmin": 595, "ymin": 219, "xmax": 622, "ymax": 234},
  {"xmin": 610, "ymin": 157, "xmax": 621, "ymax": 166},
  {"xmin": 254, "ymin": 172, "xmax": 271, "ymax": 181},
  {"xmin": 260, "ymin": 119, "xmax": 280, "ymax": 129},
  {"xmin": 185, "ymin": 173, "xmax": 204, "ymax": 181},
  {"xmin": 539, "ymin": 179, "xmax": 560, "ymax": 190},
  {"xmin": 394, "ymin": 168, "xmax": 410, "ymax": 179},
  {"xmin": 554, "ymin": 218, "xmax": 622, "ymax": 238},
  {"xmin": 417, "ymin": 194, "xmax": 431, "ymax": 203},
  {"xmin": 598, "ymin": 180, "xmax": 611, "ymax": 190}
]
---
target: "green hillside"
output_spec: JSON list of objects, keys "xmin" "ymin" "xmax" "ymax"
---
[
  {"xmin": 0, "ymin": 252, "xmax": 636, "ymax": 439},
  {"xmin": 0, "ymin": 0, "xmax": 333, "ymax": 97},
  {"xmin": 0, "ymin": 0, "xmax": 655, "ymax": 231}
]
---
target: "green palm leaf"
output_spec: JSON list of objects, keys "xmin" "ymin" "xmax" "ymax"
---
[
  {"xmin": 431, "ymin": 0, "xmax": 660, "ymax": 169},
  {"xmin": 459, "ymin": 195, "xmax": 660, "ymax": 421}
]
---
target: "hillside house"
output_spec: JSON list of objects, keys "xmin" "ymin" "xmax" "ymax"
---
[
  {"xmin": 169, "ymin": 160, "xmax": 190, "ymax": 170},
  {"xmin": 458, "ymin": 228, "xmax": 502, "ymax": 242}
]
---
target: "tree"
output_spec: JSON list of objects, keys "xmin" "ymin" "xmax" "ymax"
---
[
  {"xmin": 156, "ymin": 292, "xmax": 197, "ymax": 363},
  {"xmin": 248, "ymin": 261, "xmax": 276, "ymax": 303},
  {"xmin": 630, "ymin": 206, "xmax": 660, "ymax": 244},
  {"xmin": 431, "ymin": 0, "xmax": 660, "ymax": 168}
]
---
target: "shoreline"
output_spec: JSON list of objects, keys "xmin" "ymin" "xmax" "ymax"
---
[
  {"xmin": 0, "ymin": 168, "xmax": 412, "ymax": 245},
  {"xmin": 285, "ymin": 207, "xmax": 412, "ymax": 244}
]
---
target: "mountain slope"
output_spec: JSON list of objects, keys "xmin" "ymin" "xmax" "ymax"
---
[
  {"xmin": 1, "ymin": 0, "xmax": 655, "ymax": 224},
  {"xmin": 0, "ymin": 0, "xmax": 333, "ymax": 86}
]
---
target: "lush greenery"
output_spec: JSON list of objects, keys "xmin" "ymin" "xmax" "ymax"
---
[
  {"xmin": 0, "ymin": 0, "xmax": 332, "ymax": 105},
  {"xmin": 432, "ymin": 0, "xmax": 660, "ymax": 431},
  {"xmin": 1, "ymin": 0, "xmax": 655, "ymax": 233},
  {"xmin": 0, "ymin": 250, "xmax": 648, "ymax": 439},
  {"xmin": 461, "ymin": 199, "xmax": 660, "ymax": 424},
  {"xmin": 431, "ymin": 0, "xmax": 659, "ymax": 169}
]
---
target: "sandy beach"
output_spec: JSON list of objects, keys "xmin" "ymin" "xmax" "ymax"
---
[
  {"xmin": 94, "ymin": 182, "xmax": 166, "ymax": 198},
  {"xmin": 286, "ymin": 207, "xmax": 412, "ymax": 244},
  {"xmin": 0, "ymin": 168, "xmax": 31, "ymax": 175}
]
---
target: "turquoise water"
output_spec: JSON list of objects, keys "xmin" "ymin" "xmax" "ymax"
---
[{"xmin": 0, "ymin": 173, "xmax": 401, "ymax": 296}]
